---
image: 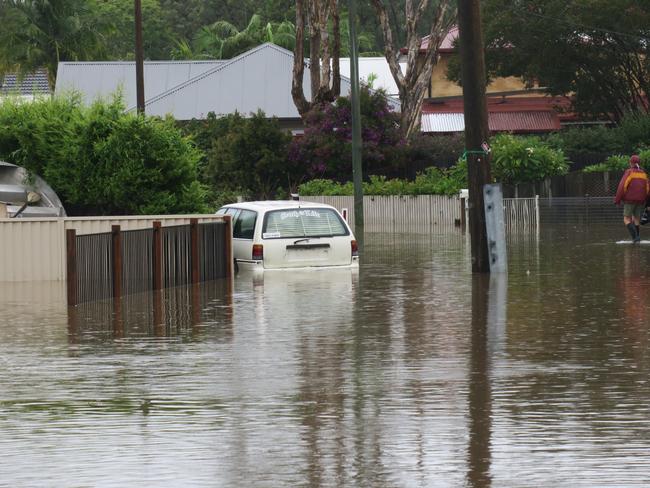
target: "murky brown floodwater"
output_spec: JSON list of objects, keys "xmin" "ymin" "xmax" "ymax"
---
[{"xmin": 2, "ymin": 225, "xmax": 650, "ymax": 487}]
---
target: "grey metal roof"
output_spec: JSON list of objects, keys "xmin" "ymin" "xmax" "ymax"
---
[
  {"xmin": 55, "ymin": 44, "xmax": 400, "ymax": 120},
  {"xmin": 339, "ymin": 57, "xmax": 405, "ymax": 97},
  {"xmin": 0, "ymin": 69, "xmax": 50, "ymax": 95},
  {"xmin": 55, "ymin": 60, "xmax": 225, "ymax": 108},
  {"xmin": 143, "ymin": 43, "xmax": 400, "ymax": 119}
]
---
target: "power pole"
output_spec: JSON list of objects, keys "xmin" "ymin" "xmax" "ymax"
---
[
  {"xmin": 458, "ymin": 0, "xmax": 491, "ymax": 273},
  {"xmin": 134, "ymin": 0, "xmax": 145, "ymax": 114},
  {"xmin": 348, "ymin": 0, "xmax": 364, "ymax": 249}
]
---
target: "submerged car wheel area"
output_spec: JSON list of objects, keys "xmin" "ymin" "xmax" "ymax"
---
[{"xmin": 216, "ymin": 200, "xmax": 359, "ymax": 271}]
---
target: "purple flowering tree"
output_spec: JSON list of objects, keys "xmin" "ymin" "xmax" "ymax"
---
[{"xmin": 289, "ymin": 86, "xmax": 404, "ymax": 181}]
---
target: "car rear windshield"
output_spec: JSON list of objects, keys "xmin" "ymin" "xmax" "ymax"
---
[{"xmin": 262, "ymin": 208, "xmax": 349, "ymax": 239}]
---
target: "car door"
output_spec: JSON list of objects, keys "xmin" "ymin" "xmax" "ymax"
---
[{"xmin": 231, "ymin": 209, "xmax": 257, "ymax": 261}]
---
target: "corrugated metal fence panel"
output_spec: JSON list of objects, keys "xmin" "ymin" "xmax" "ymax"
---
[
  {"xmin": 430, "ymin": 195, "xmax": 461, "ymax": 230},
  {"xmin": 366, "ymin": 196, "xmax": 394, "ymax": 230},
  {"xmin": 199, "ymin": 221, "xmax": 228, "ymax": 281},
  {"xmin": 302, "ymin": 195, "xmax": 462, "ymax": 233},
  {"xmin": 0, "ymin": 218, "xmax": 65, "ymax": 281},
  {"xmin": 121, "ymin": 228, "xmax": 154, "ymax": 296},
  {"xmin": 163, "ymin": 225, "xmax": 192, "ymax": 288},
  {"xmin": 76, "ymin": 232, "xmax": 112, "ymax": 303},
  {"xmin": 65, "ymin": 215, "xmax": 223, "ymax": 235},
  {"xmin": 0, "ymin": 215, "xmax": 227, "ymax": 283}
]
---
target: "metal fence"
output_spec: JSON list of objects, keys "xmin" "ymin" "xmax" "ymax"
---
[
  {"xmin": 68, "ymin": 218, "xmax": 232, "ymax": 305},
  {"xmin": 306, "ymin": 194, "xmax": 539, "ymax": 234},
  {"xmin": 538, "ymin": 196, "xmax": 620, "ymax": 225}
]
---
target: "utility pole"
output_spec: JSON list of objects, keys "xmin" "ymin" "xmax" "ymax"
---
[
  {"xmin": 458, "ymin": 0, "xmax": 491, "ymax": 272},
  {"xmin": 134, "ymin": 0, "xmax": 145, "ymax": 114},
  {"xmin": 348, "ymin": 0, "xmax": 364, "ymax": 249}
]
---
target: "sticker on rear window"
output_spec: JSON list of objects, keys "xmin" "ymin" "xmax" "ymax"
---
[
  {"xmin": 280, "ymin": 210, "xmax": 320, "ymax": 219},
  {"xmin": 263, "ymin": 232, "xmax": 281, "ymax": 238}
]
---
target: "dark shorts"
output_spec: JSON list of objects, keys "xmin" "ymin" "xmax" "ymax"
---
[{"xmin": 623, "ymin": 202, "xmax": 645, "ymax": 220}]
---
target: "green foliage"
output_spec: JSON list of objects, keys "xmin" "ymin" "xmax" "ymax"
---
[
  {"xmin": 198, "ymin": 111, "xmax": 296, "ymax": 199},
  {"xmin": 298, "ymin": 160, "xmax": 468, "ymax": 197},
  {"xmin": 0, "ymin": 95, "xmax": 207, "ymax": 215},
  {"xmin": 490, "ymin": 134, "xmax": 569, "ymax": 184},
  {"xmin": 403, "ymin": 133, "xmax": 465, "ymax": 169},
  {"xmin": 545, "ymin": 126, "xmax": 626, "ymax": 158},
  {"xmin": 583, "ymin": 150, "xmax": 650, "ymax": 173},
  {"xmin": 289, "ymin": 86, "xmax": 403, "ymax": 179},
  {"xmin": 0, "ymin": 0, "xmax": 106, "ymax": 82},
  {"xmin": 479, "ymin": 0, "xmax": 650, "ymax": 121},
  {"xmin": 618, "ymin": 114, "xmax": 650, "ymax": 151},
  {"xmin": 582, "ymin": 155, "xmax": 629, "ymax": 173},
  {"xmin": 94, "ymin": 0, "xmax": 174, "ymax": 60}
]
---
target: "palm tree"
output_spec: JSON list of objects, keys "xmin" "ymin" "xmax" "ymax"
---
[
  {"xmin": 0, "ymin": 0, "xmax": 105, "ymax": 84},
  {"xmin": 261, "ymin": 20, "xmax": 296, "ymax": 51},
  {"xmin": 192, "ymin": 14, "xmax": 264, "ymax": 59}
]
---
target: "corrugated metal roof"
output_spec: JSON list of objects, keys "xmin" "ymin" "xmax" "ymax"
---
[
  {"xmin": 142, "ymin": 43, "xmax": 400, "ymax": 119},
  {"xmin": 488, "ymin": 111, "xmax": 560, "ymax": 132},
  {"xmin": 55, "ymin": 60, "xmax": 224, "ymax": 108},
  {"xmin": 1, "ymin": 69, "xmax": 50, "ymax": 95},
  {"xmin": 338, "ymin": 57, "xmax": 405, "ymax": 97},
  {"xmin": 55, "ymin": 44, "xmax": 400, "ymax": 120},
  {"xmin": 421, "ymin": 110, "xmax": 560, "ymax": 133},
  {"xmin": 421, "ymin": 112, "xmax": 465, "ymax": 132}
]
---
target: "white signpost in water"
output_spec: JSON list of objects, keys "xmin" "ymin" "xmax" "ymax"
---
[{"xmin": 483, "ymin": 183, "xmax": 507, "ymax": 273}]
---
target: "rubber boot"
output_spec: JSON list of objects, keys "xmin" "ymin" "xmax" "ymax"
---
[{"xmin": 627, "ymin": 222, "xmax": 639, "ymax": 242}]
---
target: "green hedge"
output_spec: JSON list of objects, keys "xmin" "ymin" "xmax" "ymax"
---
[
  {"xmin": 0, "ymin": 95, "xmax": 207, "ymax": 215},
  {"xmin": 299, "ymin": 160, "xmax": 468, "ymax": 197}
]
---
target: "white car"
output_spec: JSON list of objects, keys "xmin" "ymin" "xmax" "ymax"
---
[{"xmin": 216, "ymin": 200, "xmax": 359, "ymax": 271}]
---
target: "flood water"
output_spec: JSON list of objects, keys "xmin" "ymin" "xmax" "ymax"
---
[{"xmin": 2, "ymin": 225, "xmax": 650, "ymax": 487}]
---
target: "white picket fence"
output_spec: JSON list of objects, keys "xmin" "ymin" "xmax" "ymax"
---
[{"xmin": 302, "ymin": 195, "xmax": 539, "ymax": 234}]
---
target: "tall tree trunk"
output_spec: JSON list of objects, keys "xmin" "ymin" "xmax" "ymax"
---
[
  {"xmin": 371, "ymin": 0, "xmax": 455, "ymax": 139},
  {"xmin": 292, "ymin": 0, "xmax": 341, "ymax": 117}
]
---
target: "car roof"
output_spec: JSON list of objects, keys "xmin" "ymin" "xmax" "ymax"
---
[{"xmin": 220, "ymin": 200, "xmax": 337, "ymax": 212}]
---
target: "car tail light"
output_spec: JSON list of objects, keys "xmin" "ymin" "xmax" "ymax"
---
[
  {"xmin": 351, "ymin": 240, "xmax": 358, "ymax": 257},
  {"xmin": 252, "ymin": 244, "xmax": 264, "ymax": 261}
]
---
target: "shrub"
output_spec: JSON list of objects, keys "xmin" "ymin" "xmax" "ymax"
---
[
  {"xmin": 545, "ymin": 126, "xmax": 626, "ymax": 158},
  {"xmin": 200, "ymin": 111, "xmax": 296, "ymax": 200},
  {"xmin": 490, "ymin": 134, "xmax": 569, "ymax": 184},
  {"xmin": 583, "ymin": 150, "xmax": 650, "ymax": 173},
  {"xmin": 0, "ymin": 95, "xmax": 207, "ymax": 215},
  {"xmin": 583, "ymin": 155, "xmax": 629, "ymax": 173},
  {"xmin": 288, "ymin": 86, "xmax": 404, "ymax": 180},
  {"xmin": 618, "ymin": 113, "xmax": 650, "ymax": 151},
  {"xmin": 298, "ymin": 159, "xmax": 467, "ymax": 197}
]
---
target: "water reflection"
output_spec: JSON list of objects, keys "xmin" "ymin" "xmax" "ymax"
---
[
  {"xmin": 2, "ymin": 228, "xmax": 650, "ymax": 486},
  {"xmin": 67, "ymin": 279, "xmax": 233, "ymax": 345}
]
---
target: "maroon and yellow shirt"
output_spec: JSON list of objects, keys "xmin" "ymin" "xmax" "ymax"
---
[{"xmin": 614, "ymin": 168, "xmax": 649, "ymax": 205}]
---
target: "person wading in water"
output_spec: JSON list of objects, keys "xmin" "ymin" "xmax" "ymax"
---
[{"xmin": 614, "ymin": 155, "xmax": 650, "ymax": 243}]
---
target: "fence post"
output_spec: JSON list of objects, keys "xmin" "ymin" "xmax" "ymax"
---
[
  {"xmin": 112, "ymin": 225, "xmax": 122, "ymax": 299},
  {"xmin": 461, "ymin": 197, "xmax": 467, "ymax": 232},
  {"xmin": 152, "ymin": 221, "xmax": 163, "ymax": 290},
  {"xmin": 190, "ymin": 218, "xmax": 199, "ymax": 284},
  {"xmin": 223, "ymin": 215, "xmax": 233, "ymax": 279},
  {"xmin": 66, "ymin": 228, "xmax": 77, "ymax": 306},
  {"xmin": 535, "ymin": 195, "xmax": 540, "ymax": 237}
]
